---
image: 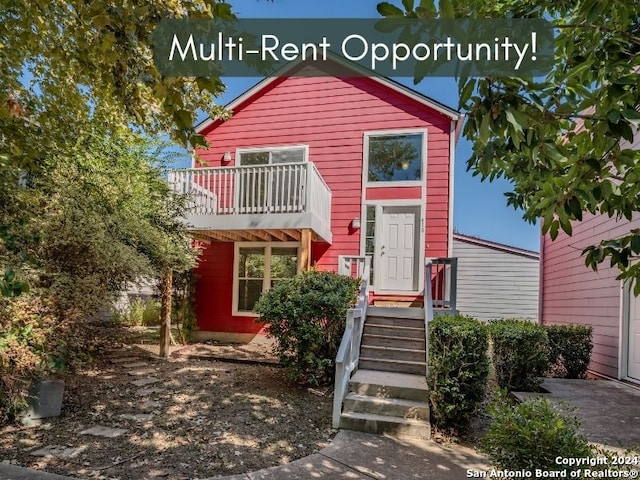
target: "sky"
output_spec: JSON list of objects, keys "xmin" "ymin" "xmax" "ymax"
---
[{"xmin": 187, "ymin": 0, "xmax": 540, "ymax": 251}]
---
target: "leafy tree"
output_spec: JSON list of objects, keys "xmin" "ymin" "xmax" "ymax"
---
[
  {"xmin": 378, "ymin": 0, "xmax": 640, "ymax": 289},
  {"xmin": 1, "ymin": 0, "xmax": 233, "ymax": 148},
  {"xmin": 1, "ymin": 1, "xmax": 239, "ymax": 299},
  {"xmin": 2, "ymin": 124, "xmax": 196, "ymax": 316}
]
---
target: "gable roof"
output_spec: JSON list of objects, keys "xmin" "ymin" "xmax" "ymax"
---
[
  {"xmin": 453, "ymin": 233, "xmax": 539, "ymax": 260},
  {"xmin": 196, "ymin": 52, "xmax": 462, "ymax": 135}
]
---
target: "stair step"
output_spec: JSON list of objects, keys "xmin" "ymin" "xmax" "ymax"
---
[
  {"xmin": 361, "ymin": 345, "xmax": 425, "ymax": 363},
  {"xmin": 349, "ymin": 369, "xmax": 428, "ymax": 401},
  {"xmin": 359, "ymin": 357, "xmax": 426, "ymax": 376},
  {"xmin": 362, "ymin": 334, "xmax": 426, "ymax": 350},
  {"xmin": 367, "ymin": 306, "xmax": 424, "ymax": 319},
  {"xmin": 339, "ymin": 411, "xmax": 430, "ymax": 439},
  {"xmin": 343, "ymin": 393, "xmax": 430, "ymax": 420},
  {"xmin": 366, "ymin": 315, "xmax": 425, "ymax": 328},
  {"xmin": 363, "ymin": 324, "xmax": 424, "ymax": 339}
]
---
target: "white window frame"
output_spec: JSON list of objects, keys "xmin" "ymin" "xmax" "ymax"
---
[
  {"xmin": 232, "ymin": 241, "xmax": 301, "ymax": 316},
  {"xmin": 236, "ymin": 145, "xmax": 309, "ymax": 165},
  {"xmin": 363, "ymin": 129, "xmax": 427, "ymax": 188}
]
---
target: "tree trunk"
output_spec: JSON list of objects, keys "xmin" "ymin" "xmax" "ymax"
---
[{"xmin": 159, "ymin": 267, "xmax": 173, "ymax": 358}]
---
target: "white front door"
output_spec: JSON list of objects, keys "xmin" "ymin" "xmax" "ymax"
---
[
  {"xmin": 380, "ymin": 207, "xmax": 418, "ymax": 291},
  {"xmin": 628, "ymin": 292, "xmax": 640, "ymax": 381}
]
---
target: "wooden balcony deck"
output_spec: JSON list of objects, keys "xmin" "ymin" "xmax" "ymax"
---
[{"xmin": 168, "ymin": 162, "xmax": 332, "ymax": 243}]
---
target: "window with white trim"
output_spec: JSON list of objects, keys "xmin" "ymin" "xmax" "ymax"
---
[
  {"xmin": 366, "ymin": 133, "xmax": 424, "ymax": 183},
  {"xmin": 234, "ymin": 243, "xmax": 299, "ymax": 314},
  {"xmin": 237, "ymin": 146, "xmax": 308, "ymax": 213},
  {"xmin": 238, "ymin": 146, "xmax": 307, "ymax": 165}
]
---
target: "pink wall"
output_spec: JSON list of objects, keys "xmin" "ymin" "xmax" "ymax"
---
[
  {"xmin": 541, "ymin": 132, "xmax": 640, "ymax": 378},
  {"xmin": 541, "ymin": 213, "xmax": 640, "ymax": 378},
  {"xmin": 194, "ymin": 63, "xmax": 453, "ymax": 334}
]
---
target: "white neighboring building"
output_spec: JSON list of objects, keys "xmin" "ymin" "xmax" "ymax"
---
[{"xmin": 452, "ymin": 233, "xmax": 540, "ymax": 321}]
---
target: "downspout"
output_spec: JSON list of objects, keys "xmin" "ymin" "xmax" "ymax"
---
[{"xmin": 537, "ymin": 227, "xmax": 544, "ymax": 325}]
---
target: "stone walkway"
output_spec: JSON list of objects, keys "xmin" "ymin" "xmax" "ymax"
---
[
  {"xmin": 1, "ymin": 347, "xmax": 490, "ymax": 479},
  {"xmin": 1, "ymin": 430, "xmax": 490, "ymax": 480},
  {"xmin": 21, "ymin": 350, "xmax": 170, "ymax": 466}
]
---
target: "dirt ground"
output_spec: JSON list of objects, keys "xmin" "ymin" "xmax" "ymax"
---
[{"xmin": 0, "ymin": 333, "xmax": 335, "ymax": 480}]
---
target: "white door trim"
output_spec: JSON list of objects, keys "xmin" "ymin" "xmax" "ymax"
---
[
  {"xmin": 379, "ymin": 206, "xmax": 420, "ymax": 292},
  {"xmin": 620, "ymin": 281, "xmax": 640, "ymax": 384},
  {"xmin": 360, "ymin": 201, "xmax": 425, "ymax": 295}
]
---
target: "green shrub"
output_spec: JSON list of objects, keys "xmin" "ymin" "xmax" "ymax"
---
[
  {"xmin": 428, "ymin": 314, "xmax": 489, "ymax": 433},
  {"xmin": 482, "ymin": 392, "xmax": 591, "ymax": 472},
  {"xmin": 255, "ymin": 270, "xmax": 360, "ymax": 386},
  {"xmin": 0, "ymin": 295, "xmax": 100, "ymax": 424},
  {"xmin": 173, "ymin": 270, "xmax": 197, "ymax": 343},
  {"xmin": 141, "ymin": 299, "xmax": 161, "ymax": 326},
  {"xmin": 489, "ymin": 320, "xmax": 550, "ymax": 392},
  {"xmin": 546, "ymin": 324, "xmax": 593, "ymax": 379},
  {"xmin": 118, "ymin": 297, "xmax": 161, "ymax": 326},
  {"xmin": 126, "ymin": 298, "xmax": 146, "ymax": 325}
]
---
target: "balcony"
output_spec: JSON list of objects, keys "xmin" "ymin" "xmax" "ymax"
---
[{"xmin": 168, "ymin": 162, "xmax": 332, "ymax": 243}]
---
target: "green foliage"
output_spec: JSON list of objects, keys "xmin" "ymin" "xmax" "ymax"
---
[
  {"xmin": 377, "ymin": 0, "xmax": 640, "ymax": 288},
  {"xmin": 489, "ymin": 320, "xmax": 550, "ymax": 392},
  {"xmin": 1, "ymin": 0, "xmax": 234, "ymax": 149},
  {"xmin": 142, "ymin": 300, "xmax": 162, "ymax": 326},
  {"xmin": 546, "ymin": 324, "xmax": 593, "ymax": 379},
  {"xmin": 428, "ymin": 314, "xmax": 489, "ymax": 433},
  {"xmin": 0, "ymin": 295, "xmax": 100, "ymax": 423},
  {"xmin": 482, "ymin": 392, "xmax": 592, "ymax": 472},
  {"xmin": 1, "ymin": 269, "xmax": 29, "ymax": 298},
  {"xmin": 255, "ymin": 270, "xmax": 360, "ymax": 386},
  {"xmin": 173, "ymin": 270, "xmax": 198, "ymax": 343},
  {"xmin": 118, "ymin": 298, "xmax": 161, "ymax": 327},
  {"xmin": 2, "ymin": 129, "xmax": 196, "ymax": 317}
]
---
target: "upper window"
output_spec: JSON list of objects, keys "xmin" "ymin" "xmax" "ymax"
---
[
  {"xmin": 367, "ymin": 133, "xmax": 423, "ymax": 183},
  {"xmin": 239, "ymin": 147, "xmax": 307, "ymax": 165}
]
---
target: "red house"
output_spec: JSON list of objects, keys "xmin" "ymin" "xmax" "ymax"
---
[{"xmin": 170, "ymin": 58, "xmax": 462, "ymax": 342}]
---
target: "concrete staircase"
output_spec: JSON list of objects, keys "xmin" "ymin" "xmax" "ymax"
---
[
  {"xmin": 338, "ymin": 307, "xmax": 430, "ymax": 439},
  {"xmin": 359, "ymin": 306, "xmax": 426, "ymax": 376}
]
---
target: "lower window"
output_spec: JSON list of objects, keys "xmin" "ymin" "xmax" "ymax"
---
[{"xmin": 235, "ymin": 243, "xmax": 299, "ymax": 314}]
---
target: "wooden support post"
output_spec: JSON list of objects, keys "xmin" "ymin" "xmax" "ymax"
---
[
  {"xmin": 159, "ymin": 267, "xmax": 173, "ymax": 358},
  {"xmin": 300, "ymin": 228, "xmax": 312, "ymax": 271}
]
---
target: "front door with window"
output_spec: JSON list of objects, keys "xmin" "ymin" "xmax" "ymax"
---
[{"xmin": 379, "ymin": 207, "xmax": 419, "ymax": 291}]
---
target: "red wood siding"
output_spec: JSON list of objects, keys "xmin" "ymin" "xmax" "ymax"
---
[
  {"xmin": 195, "ymin": 64, "xmax": 452, "ymax": 333},
  {"xmin": 194, "ymin": 242, "xmax": 265, "ymax": 334},
  {"xmin": 365, "ymin": 187, "xmax": 422, "ymax": 200}
]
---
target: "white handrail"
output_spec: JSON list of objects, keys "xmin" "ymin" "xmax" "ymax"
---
[
  {"xmin": 333, "ymin": 256, "xmax": 370, "ymax": 428},
  {"xmin": 168, "ymin": 162, "xmax": 331, "ymax": 219},
  {"xmin": 424, "ymin": 259, "xmax": 435, "ymax": 372}
]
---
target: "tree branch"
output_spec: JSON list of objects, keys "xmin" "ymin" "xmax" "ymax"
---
[{"xmin": 554, "ymin": 23, "xmax": 640, "ymax": 45}]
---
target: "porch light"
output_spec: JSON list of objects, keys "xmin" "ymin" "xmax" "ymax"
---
[
  {"xmin": 351, "ymin": 217, "xmax": 361, "ymax": 229},
  {"xmin": 222, "ymin": 151, "xmax": 232, "ymax": 163}
]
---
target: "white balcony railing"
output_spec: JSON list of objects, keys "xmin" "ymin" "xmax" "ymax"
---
[{"xmin": 168, "ymin": 162, "xmax": 332, "ymax": 242}]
